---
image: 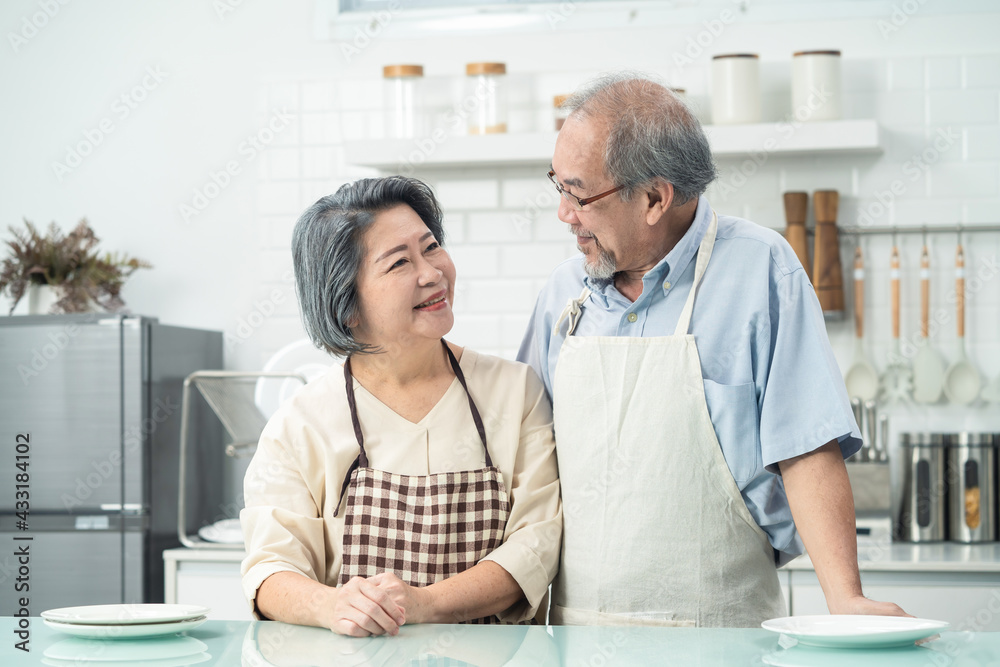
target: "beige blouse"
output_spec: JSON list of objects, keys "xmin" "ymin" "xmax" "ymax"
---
[{"xmin": 240, "ymin": 348, "xmax": 562, "ymax": 623}]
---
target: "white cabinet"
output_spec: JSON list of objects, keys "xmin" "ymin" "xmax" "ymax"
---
[{"xmin": 163, "ymin": 548, "xmax": 251, "ymax": 621}]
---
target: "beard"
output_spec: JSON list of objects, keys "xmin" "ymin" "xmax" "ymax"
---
[{"xmin": 572, "ymin": 228, "xmax": 616, "ymax": 280}]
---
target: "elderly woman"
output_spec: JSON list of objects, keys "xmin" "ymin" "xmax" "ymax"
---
[{"xmin": 240, "ymin": 176, "xmax": 562, "ymax": 637}]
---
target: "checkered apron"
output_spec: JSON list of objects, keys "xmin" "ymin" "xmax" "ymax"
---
[{"xmin": 335, "ymin": 341, "xmax": 510, "ymax": 624}]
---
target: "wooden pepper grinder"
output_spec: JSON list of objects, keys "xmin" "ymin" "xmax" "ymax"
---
[
  {"xmin": 812, "ymin": 190, "xmax": 845, "ymax": 318},
  {"xmin": 783, "ymin": 192, "xmax": 811, "ymax": 276}
]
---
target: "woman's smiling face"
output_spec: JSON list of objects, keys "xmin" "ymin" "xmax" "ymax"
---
[{"xmin": 352, "ymin": 204, "xmax": 456, "ymax": 351}]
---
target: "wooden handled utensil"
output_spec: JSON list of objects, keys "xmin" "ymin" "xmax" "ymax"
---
[
  {"xmin": 812, "ymin": 190, "xmax": 844, "ymax": 318},
  {"xmin": 943, "ymin": 243, "xmax": 981, "ymax": 404},
  {"xmin": 844, "ymin": 246, "xmax": 878, "ymax": 401},
  {"xmin": 880, "ymin": 244, "xmax": 913, "ymax": 403},
  {"xmin": 912, "ymin": 245, "xmax": 945, "ymax": 403},
  {"xmin": 783, "ymin": 192, "xmax": 811, "ymax": 276}
]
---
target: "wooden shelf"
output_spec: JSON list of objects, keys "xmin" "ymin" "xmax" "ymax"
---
[{"xmin": 344, "ymin": 119, "xmax": 882, "ymax": 171}]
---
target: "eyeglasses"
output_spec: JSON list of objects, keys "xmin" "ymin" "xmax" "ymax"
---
[{"xmin": 547, "ymin": 170, "xmax": 625, "ymax": 210}]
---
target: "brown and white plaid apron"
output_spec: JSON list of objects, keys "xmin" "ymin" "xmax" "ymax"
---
[{"xmin": 335, "ymin": 340, "xmax": 510, "ymax": 624}]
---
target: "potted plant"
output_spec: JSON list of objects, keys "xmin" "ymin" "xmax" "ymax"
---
[{"xmin": 0, "ymin": 218, "xmax": 151, "ymax": 315}]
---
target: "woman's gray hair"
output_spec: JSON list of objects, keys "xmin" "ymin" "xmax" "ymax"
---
[
  {"xmin": 292, "ymin": 176, "xmax": 445, "ymax": 357},
  {"xmin": 563, "ymin": 71, "xmax": 717, "ymax": 205}
]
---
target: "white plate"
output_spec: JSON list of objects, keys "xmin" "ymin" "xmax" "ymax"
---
[
  {"xmin": 42, "ymin": 604, "xmax": 210, "ymax": 626},
  {"xmin": 197, "ymin": 518, "xmax": 244, "ymax": 544},
  {"xmin": 254, "ymin": 338, "xmax": 335, "ymax": 419},
  {"xmin": 761, "ymin": 615, "xmax": 949, "ymax": 649},
  {"xmin": 43, "ymin": 617, "xmax": 207, "ymax": 640},
  {"xmin": 43, "ymin": 635, "xmax": 209, "ymax": 663}
]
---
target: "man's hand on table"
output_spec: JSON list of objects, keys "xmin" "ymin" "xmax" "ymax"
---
[
  {"xmin": 370, "ymin": 572, "xmax": 435, "ymax": 624},
  {"xmin": 828, "ymin": 594, "xmax": 913, "ymax": 617}
]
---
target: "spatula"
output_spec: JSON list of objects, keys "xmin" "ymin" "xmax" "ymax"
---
[
  {"xmin": 943, "ymin": 243, "xmax": 981, "ymax": 404},
  {"xmin": 844, "ymin": 246, "xmax": 878, "ymax": 401},
  {"xmin": 912, "ymin": 245, "xmax": 945, "ymax": 404},
  {"xmin": 880, "ymin": 245, "xmax": 913, "ymax": 403}
]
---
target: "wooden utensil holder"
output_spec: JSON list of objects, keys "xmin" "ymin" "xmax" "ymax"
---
[
  {"xmin": 783, "ymin": 191, "xmax": 812, "ymax": 276},
  {"xmin": 812, "ymin": 190, "xmax": 845, "ymax": 318}
]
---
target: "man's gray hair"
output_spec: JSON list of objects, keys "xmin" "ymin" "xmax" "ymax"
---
[
  {"xmin": 563, "ymin": 71, "xmax": 717, "ymax": 205},
  {"xmin": 292, "ymin": 176, "xmax": 446, "ymax": 357}
]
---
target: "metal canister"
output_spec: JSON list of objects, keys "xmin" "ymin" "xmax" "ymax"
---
[
  {"xmin": 948, "ymin": 432, "xmax": 997, "ymax": 543},
  {"xmin": 898, "ymin": 433, "xmax": 948, "ymax": 542}
]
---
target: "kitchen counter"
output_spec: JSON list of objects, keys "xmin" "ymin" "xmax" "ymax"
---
[
  {"xmin": 784, "ymin": 543, "xmax": 1000, "ymax": 573},
  {"xmin": 4, "ymin": 618, "xmax": 999, "ymax": 666}
]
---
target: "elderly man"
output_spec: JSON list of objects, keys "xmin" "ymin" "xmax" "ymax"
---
[{"xmin": 518, "ymin": 73, "xmax": 906, "ymax": 627}]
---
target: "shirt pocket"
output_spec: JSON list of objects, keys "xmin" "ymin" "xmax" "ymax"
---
[{"xmin": 701, "ymin": 379, "xmax": 762, "ymax": 487}]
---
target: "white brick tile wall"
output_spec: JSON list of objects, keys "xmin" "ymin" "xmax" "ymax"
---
[
  {"xmin": 268, "ymin": 82, "xmax": 300, "ymax": 111},
  {"xmin": 302, "ymin": 147, "xmax": 334, "ymax": 179},
  {"xmin": 257, "ymin": 182, "xmax": 301, "ymax": 216},
  {"xmin": 534, "ymin": 214, "xmax": 569, "ymax": 241},
  {"xmin": 338, "ymin": 78, "xmax": 383, "ymax": 111},
  {"xmin": 501, "ymin": 177, "xmax": 554, "ymax": 210},
  {"xmin": 928, "ymin": 163, "xmax": 998, "ymax": 198},
  {"xmin": 466, "ymin": 211, "xmax": 524, "ymax": 243},
  {"xmin": 499, "ymin": 243, "xmax": 577, "ymax": 278},
  {"xmin": 965, "ymin": 198, "xmax": 1000, "ymax": 223},
  {"xmin": 436, "ymin": 180, "xmax": 499, "ymax": 211},
  {"xmin": 964, "ymin": 55, "xmax": 1000, "ymax": 89},
  {"xmin": 464, "ymin": 279, "xmax": 536, "ymax": 314},
  {"xmin": 892, "ymin": 198, "xmax": 966, "ymax": 226},
  {"xmin": 301, "ymin": 81, "xmax": 337, "ymax": 112},
  {"xmin": 965, "ymin": 126, "xmax": 1000, "ymax": 161},
  {"xmin": 888, "ymin": 57, "xmax": 924, "ymax": 91},
  {"xmin": 449, "ymin": 244, "xmax": 500, "ymax": 278},
  {"xmin": 501, "ymin": 313, "xmax": 532, "ymax": 351},
  {"xmin": 875, "ymin": 91, "xmax": 926, "ymax": 127},
  {"xmin": 926, "ymin": 57, "xmax": 962, "ymax": 90},
  {"xmin": 300, "ymin": 112, "xmax": 342, "ymax": 145},
  {"xmin": 341, "ymin": 111, "xmax": 370, "ymax": 141},
  {"xmin": 927, "ymin": 90, "xmax": 998, "ymax": 125},
  {"xmin": 449, "ymin": 314, "xmax": 503, "ymax": 349},
  {"xmin": 267, "ymin": 148, "xmax": 300, "ymax": 180},
  {"xmin": 442, "ymin": 215, "xmax": 466, "ymax": 244}
]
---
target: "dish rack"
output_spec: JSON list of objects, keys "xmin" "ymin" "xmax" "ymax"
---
[{"xmin": 177, "ymin": 370, "xmax": 306, "ymax": 549}]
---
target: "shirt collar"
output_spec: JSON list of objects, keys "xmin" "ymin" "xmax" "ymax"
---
[{"xmin": 583, "ymin": 195, "xmax": 713, "ymax": 301}]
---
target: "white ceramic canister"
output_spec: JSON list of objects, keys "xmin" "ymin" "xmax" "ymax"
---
[
  {"xmin": 711, "ymin": 53, "xmax": 761, "ymax": 125},
  {"xmin": 383, "ymin": 64, "xmax": 424, "ymax": 139},
  {"xmin": 466, "ymin": 62, "xmax": 507, "ymax": 135},
  {"xmin": 792, "ymin": 50, "xmax": 841, "ymax": 122}
]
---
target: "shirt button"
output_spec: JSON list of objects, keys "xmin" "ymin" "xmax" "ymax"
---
[
  {"xmin": 627, "ymin": 313, "xmax": 638, "ymax": 323},
  {"xmin": 663, "ymin": 280, "xmax": 671, "ymax": 290}
]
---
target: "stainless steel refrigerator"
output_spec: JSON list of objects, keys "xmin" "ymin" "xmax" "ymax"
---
[{"xmin": 0, "ymin": 314, "xmax": 223, "ymax": 614}]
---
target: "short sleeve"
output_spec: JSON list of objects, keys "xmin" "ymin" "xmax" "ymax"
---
[
  {"xmin": 517, "ymin": 292, "xmax": 554, "ymax": 400},
  {"xmin": 480, "ymin": 368, "xmax": 562, "ymax": 623},
  {"xmin": 758, "ymin": 268, "xmax": 862, "ymax": 471},
  {"xmin": 240, "ymin": 432, "xmax": 327, "ymax": 619}
]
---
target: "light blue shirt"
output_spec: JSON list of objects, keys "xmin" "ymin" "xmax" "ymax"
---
[{"xmin": 517, "ymin": 195, "xmax": 862, "ymax": 564}]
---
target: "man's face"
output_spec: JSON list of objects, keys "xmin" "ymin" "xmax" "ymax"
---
[{"xmin": 550, "ymin": 114, "xmax": 647, "ymax": 280}]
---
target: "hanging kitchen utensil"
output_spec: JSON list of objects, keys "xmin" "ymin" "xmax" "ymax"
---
[
  {"xmin": 982, "ymin": 369, "xmax": 1000, "ymax": 403},
  {"xmin": 845, "ymin": 246, "xmax": 879, "ymax": 401},
  {"xmin": 943, "ymin": 242, "xmax": 981, "ymax": 404},
  {"xmin": 850, "ymin": 397, "xmax": 866, "ymax": 461},
  {"xmin": 812, "ymin": 190, "xmax": 845, "ymax": 319},
  {"xmin": 912, "ymin": 244, "xmax": 946, "ymax": 403},
  {"xmin": 880, "ymin": 244, "xmax": 913, "ymax": 403},
  {"xmin": 783, "ymin": 191, "xmax": 811, "ymax": 276}
]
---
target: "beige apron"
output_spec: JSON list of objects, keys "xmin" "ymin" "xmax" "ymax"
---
[{"xmin": 550, "ymin": 211, "xmax": 786, "ymax": 628}]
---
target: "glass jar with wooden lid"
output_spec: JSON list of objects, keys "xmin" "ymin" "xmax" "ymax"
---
[
  {"xmin": 383, "ymin": 64, "xmax": 423, "ymax": 139},
  {"xmin": 466, "ymin": 62, "xmax": 507, "ymax": 135}
]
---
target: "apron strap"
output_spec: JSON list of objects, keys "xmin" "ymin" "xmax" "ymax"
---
[
  {"xmin": 554, "ymin": 287, "xmax": 592, "ymax": 337},
  {"xmin": 673, "ymin": 210, "xmax": 719, "ymax": 337},
  {"xmin": 441, "ymin": 340, "xmax": 492, "ymax": 465},
  {"xmin": 335, "ymin": 340, "xmax": 493, "ymax": 516}
]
